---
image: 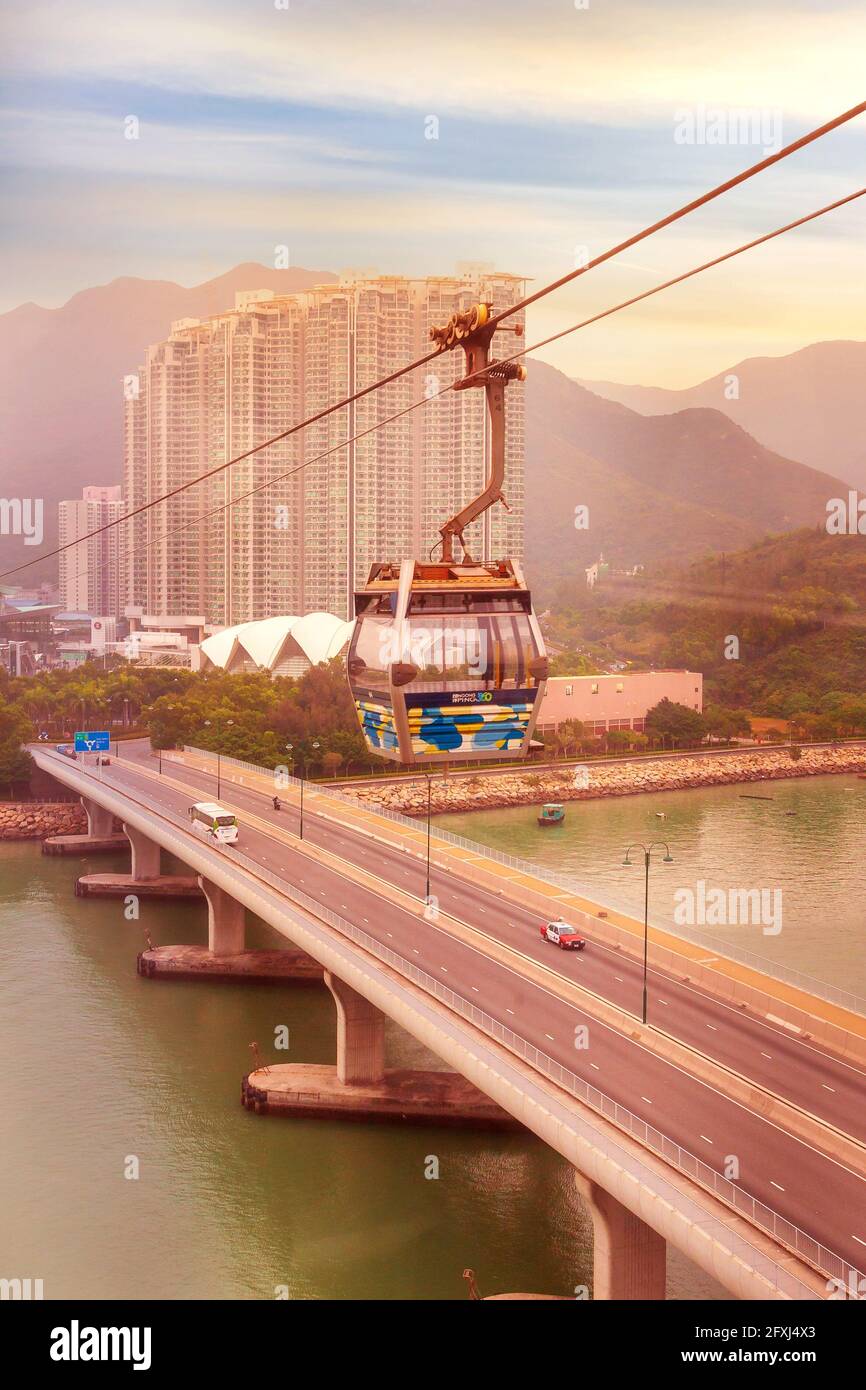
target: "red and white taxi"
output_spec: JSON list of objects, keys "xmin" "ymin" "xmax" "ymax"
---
[{"xmin": 539, "ymin": 918, "xmax": 586, "ymax": 951}]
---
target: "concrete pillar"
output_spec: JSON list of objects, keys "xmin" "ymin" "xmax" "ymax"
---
[
  {"xmin": 81, "ymin": 797, "xmax": 114, "ymax": 838},
  {"xmin": 323, "ymin": 970, "xmax": 386, "ymax": 1085},
  {"xmin": 574, "ymin": 1173, "xmax": 666, "ymax": 1300},
  {"xmin": 198, "ymin": 876, "xmax": 246, "ymax": 957},
  {"xmin": 123, "ymin": 823, "xmax": 161, "ymax": 881}
]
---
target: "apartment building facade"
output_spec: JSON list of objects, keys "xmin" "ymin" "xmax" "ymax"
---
[
  {"xmin": 123, "ymin": 270, "xmax": 526, "ymax": 624},
  {"xmin": 57, "ymin": 486, "xmax": 124, "ymax": 615}
]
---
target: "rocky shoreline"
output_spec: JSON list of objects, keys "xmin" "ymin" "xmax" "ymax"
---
[
  {"xmin": 0, "ymin": 803, "xmax": 87, "ymax": 841},
  {"xmin": 348, "ymin": 747, "xmax": 866, "ymax": 818}
]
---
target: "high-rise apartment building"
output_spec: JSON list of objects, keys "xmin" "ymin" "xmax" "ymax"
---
[
  {"xmin": 123, "ymin": 270, "xmax": 525, "ymax": 623},
  {"xmin": 58, "ymin": 486, "xmax": 124, "ymax": 615}
]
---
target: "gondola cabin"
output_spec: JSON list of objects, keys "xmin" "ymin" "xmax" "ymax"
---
[{"xmin": 348, "ymin": 556, "xmax": 548, "ymax": 764}]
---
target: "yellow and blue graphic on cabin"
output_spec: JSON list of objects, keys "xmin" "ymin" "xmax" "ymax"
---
[
  {"xmin": 355, "ymin": 689, "xmax": 538, "ymax": 757},
  {"xmin": 408, "ymin": 691, "xmax": 535, "ymax": 755},
  {"xmin": 354, "ymin": 698, "xmax": 399, "ymax": 752}
]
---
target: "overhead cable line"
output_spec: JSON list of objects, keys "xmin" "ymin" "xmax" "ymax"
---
[
  {"xmin": 485, "ymin": 98, "xmax": 866, "ymax": 329},
  {"xmin": 56, "ymin": 183, "xmax": 864, "ymax": 603},
  {"xmin": 3, "ymin": 99, "xmax": 863, "ymax": 584}
]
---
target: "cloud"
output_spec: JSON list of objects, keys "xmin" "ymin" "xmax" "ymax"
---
[
  {"xmin": 1, "ymin": 0, "xmax": 863, "ymax": 383},
  {"xmin": 6, "ymin": 0, "xmax": 866, "ymax": 128}
]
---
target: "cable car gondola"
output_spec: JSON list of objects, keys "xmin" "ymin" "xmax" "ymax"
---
[{"xmin": 347, "ymin": 302, "xmax": 548, "ymax": 764}]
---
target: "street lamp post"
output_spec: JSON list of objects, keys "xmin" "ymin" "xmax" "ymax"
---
[
  {"xmin": 424, "ymin": 772, "xmax": 433, "ymax": 903},
  {"xmin": 622, "ymin": 841, "xmax": 673, "ymax": 1026},
  {"xmin": 158, "ymin": 705, "xmax": 176, "ymax": 776},
  {"xmin": 298, "ymin": 740, "xmax": 320, "ymax": 840},
  {"xmin": 284, "ymin": 743, "xmax": 296, "ymax": 780},
  {"xmin": 203, "ymin": 718, "xmax": 234, "ymax": 799},
  {"xmin": 284, "ymin": 743, "xmax": 295, "ymax": 827}
]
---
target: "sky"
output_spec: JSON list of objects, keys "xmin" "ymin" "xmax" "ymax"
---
[{"xmin": 0, "ymin": 0, "xmax": 864, "ymax": 385}]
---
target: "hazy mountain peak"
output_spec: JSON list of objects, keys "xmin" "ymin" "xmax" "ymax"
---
[{"xmin": 576, "ymin": 339, "xmax": 866, "ymax": 488}]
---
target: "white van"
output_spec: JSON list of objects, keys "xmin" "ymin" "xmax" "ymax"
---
[{"xmin": 188, "ymin": 802, "xmax": 239, "ymax": 845}]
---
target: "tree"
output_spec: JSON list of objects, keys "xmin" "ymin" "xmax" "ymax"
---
[
  {"xmin": 322, "ymin": 750, "xmax": 343, "ymax": 779},
  {"xmin": 644, "ymin": 698, "xmax": 706, "ymax": 747},
  {"xmin": 0, "ymin": 699, "xmax": 33, "ymax": 795}
]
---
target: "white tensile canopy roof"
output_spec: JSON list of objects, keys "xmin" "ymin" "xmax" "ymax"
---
[{"xmin": 200, "ymin": 612, "xmax": 354, "ymax": 672}]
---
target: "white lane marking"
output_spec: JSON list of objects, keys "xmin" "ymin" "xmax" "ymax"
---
[
  {"xmin": 362, "ymin": 918, "xmax": 369, "ymax": 923},
  {"xmin": 545, "ymin": 1033, "xmax": 555, "ymax": 1041},
  {"xmin": 471, "ymin": 986, "xmax": 479, "ymax": 993},
  {"xmin": 413, "ymin": 949, "xmax": 420, "ymax": 955},
  {"xmin": 386, "ymin": 933, "xmax": 393, "ymax": 939},
  {"xmin": 590, "ymin": 1063, "xmax": 600, "ymax": 1070},
  {"xmin": 506, "ymin": 1008, "xmax": 514, "ymax": 1015},
  {"xmin": 657, "ymin": 999, "xmax": 668, "ymax": 1006},
  {"xmin": 700, "ymin": 1135, "xmax": 713, "ymax": 1145},
  {"xmin": 641, "ymin": 1096, "xmax": 653, "ymax": 1105},
  {"xmin": 822, "ymin": 1084, "xmax": 836, "ymax": 1092},
  {"xmin": 614, "ymin": 976, "xmax": 623, "ymax": 983},
  {"xmin": 770, "ymin": 1181, "xmax": 785, "ymax": 1192},
  {"xmin": 853, "ymin": 1235, "xmax": 866, "ymax": 1248},
  {"xmin": 766, "ymin": 1013, "xmax": 802, "ymax": 1034},
  {"xmin": 761, "ymin": 1052, "xmax": 773, "ymax": 1060},
  {"xmin": 441, "ymin": 966, "xmax": 448, "ymax": 972},
  {"xmin": 706, "ymin": 1024, "xmax": 717, "ymax": 1031},
  {"xmin": 79, "ymin": 759, "xmax": 866, "ymax": 1148}
]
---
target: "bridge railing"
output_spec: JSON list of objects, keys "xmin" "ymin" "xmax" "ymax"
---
[
  {"xmin": 126, "ymin": 763, "xmax": 857, "ymax": 1297},
  {"xmin": 173, "ymin": 745, "xmax": 866, "ymax": 1020}
]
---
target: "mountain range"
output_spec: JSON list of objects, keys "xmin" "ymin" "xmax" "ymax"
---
[
  {"xmin": 0, "ymin": 265, "xmax": 336, "ymax": 579},
  {"xmin": 578, "ymin": 340, "xmax": 866, "ymax": 489},
  {"xmin": 0, "ymin": 264, "xmax": 854, "ymax": 592},
  {"xmin": 523, "ymin": 360, "xmax": 847, "ymax": 600}
]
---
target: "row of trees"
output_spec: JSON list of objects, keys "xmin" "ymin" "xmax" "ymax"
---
[
  {"xmin": 540, "ymin": 698, "xmax": 753, "ymax": 760},
  {"xmin": 0, "ymin": 654, "xmax": 858, "ymax": 797},
  {"xmin": 0, "ymin": 660, "xmax": 380, "ymax": 791}
]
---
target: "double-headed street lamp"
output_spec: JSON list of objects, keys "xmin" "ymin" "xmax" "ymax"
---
[
  {"xmin": 203, "ymin": 718, "xmax": 234, "ymax": 799},
  {"xmin": 622, "ymin": 841, "xmax": 674, "ymax": 1026},
  {"xmin": 286, "ymin": 740, "xmax": 320, "ymax": 839}
]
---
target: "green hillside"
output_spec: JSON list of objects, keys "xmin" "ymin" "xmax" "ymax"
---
[
  {"xmin": 524, "ymin": 360, "xmax": 848, "ymax": 601},
  {"xmin": 544, "ymin": 528, "xmax": 866, "ymax": 725}
]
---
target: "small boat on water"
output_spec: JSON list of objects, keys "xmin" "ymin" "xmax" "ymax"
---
[{"xmin": 537, "ymin": 802, "xmax": 565, "ymax": 827}]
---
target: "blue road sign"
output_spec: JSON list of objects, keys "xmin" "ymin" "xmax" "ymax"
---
[{"xmin": 74, "ymin": 730, "xmax": 111, "ymax": 753}]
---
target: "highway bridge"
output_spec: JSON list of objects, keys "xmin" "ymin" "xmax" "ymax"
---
[{"xmin": 32, "ymin": 742, "xmax": 866, "ymax": 1301}]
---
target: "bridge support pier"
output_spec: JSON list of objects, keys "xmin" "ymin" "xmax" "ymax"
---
[
  {"xmin": 574, "ymin": 1174, "xmax": 666, "ymax": 1300},
  {"xmin": 324, "ymin": 970, "xmax": 386, "ymax": 1084},
  {"xmin": 199, "ymin": 876, "xmax": 246, "ymax": 956},
  {"xmin": 76, "ymin": 823, "xmax": 200, "ymax": 899},
  {"xmin": 124, "ymin": 823, "xmax": 161, "ymax": 880},
  {"xmin": 82, "ymin": 796, "xmax": 114, "ymax": 838},
  {"xmin": 242, "ymin": 969, "xmax": 515, "ymax": 1126},
  {"xmin": 42, "ymin": 796, "xmax": 127, "ymax": 855}
]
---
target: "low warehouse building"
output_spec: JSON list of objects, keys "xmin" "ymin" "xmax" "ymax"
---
[{"xmin": 537, "ymin": 670, "xmax": 702, "ymax": 736}]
